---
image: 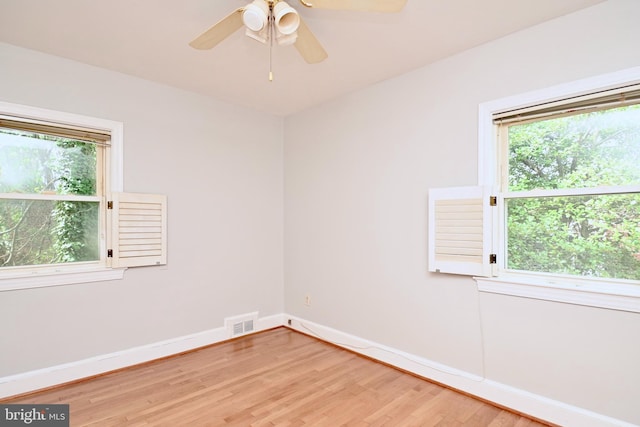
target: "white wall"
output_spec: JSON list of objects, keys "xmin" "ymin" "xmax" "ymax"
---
[
  {"xmin": 0, "ymin": 43, "xmax": 284, "ymax": 376},
  {"xmin": 284, "ymin": 0, "xmax": 640, "ymax": 424}
]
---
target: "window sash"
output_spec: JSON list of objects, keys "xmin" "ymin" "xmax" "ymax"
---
[
  {"xmin": 0, "ymin": 120, "xmax": 107, "ymax": 198},
  {"xmin": 496, "ymin": 107, "xmax": 640, "ymax": 194},
  {"xmin": 0, "ymin": 193, "xmax": 101, "ymax": 202},
  {"xmin": 503, "ymin": 185, "xmax": 640, "ymax": 199}
]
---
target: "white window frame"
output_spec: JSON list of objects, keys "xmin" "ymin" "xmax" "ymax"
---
[
  {"xmin": 475, "ymin": 66, "xmax": 640, "ymax": 313},
  {"xmin": 0, "ymin": 101, "xmax": 125, "ymax": 291}
]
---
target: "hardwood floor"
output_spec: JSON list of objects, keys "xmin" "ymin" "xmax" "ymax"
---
[{"xmin": 5, "ymin": 327, "xmax": 548, "ymax": 426}]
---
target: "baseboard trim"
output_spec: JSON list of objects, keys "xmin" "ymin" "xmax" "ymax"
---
[
  {"xmin": 285, "ymin": 315, "xmax": 635, "ymax": 427},
  {"xmin": 0, "ymin": 313, "xmax": 284, "ymax": 400}
]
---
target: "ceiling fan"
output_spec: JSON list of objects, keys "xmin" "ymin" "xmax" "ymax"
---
[{"xmin": 189, "ymin": 0, "xmax": 407, "ymax": 79}]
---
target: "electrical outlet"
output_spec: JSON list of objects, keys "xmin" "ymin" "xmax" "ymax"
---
[{"xmin": 305, "ymin": 295, "xmax": 311, "ymax": 306}]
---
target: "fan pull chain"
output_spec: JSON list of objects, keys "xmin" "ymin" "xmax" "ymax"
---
[{"xmin": 268, "ymin": 8, "xmax": 274, "ymax": 81}]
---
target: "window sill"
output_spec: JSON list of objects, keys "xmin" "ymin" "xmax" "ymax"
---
[
  {"xmin": 0, "ymin": 267, "xmax": 126, "ymax": 292},
  {"xmin": 475, "ymin": 275, "xmax": 640, "ymax": 313}
]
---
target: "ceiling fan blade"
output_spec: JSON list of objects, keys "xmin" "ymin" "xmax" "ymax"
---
[
  {"xmin": 189, "ymin": 8, "xmax": 244, "ymax": 50},
  {"xmin": 294, "ymin": 18, "xmax": 328, "ymax": 64},
  {"xmin": 299, "ymin": 0, "xmax": 406, "ymax": 13}
]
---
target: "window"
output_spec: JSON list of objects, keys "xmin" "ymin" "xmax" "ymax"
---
[
  {"xmin": 0, "ymin": 117, "xmax": 109, "ymax": 269},
  {"xmin": 0, "ymin": 101, "xmax": 166, "ymax": 290},
  {"xmin": 429, "ymin": 67, "xmax": 640, "ymax": 312},
  {"xmin": 497, "ymin": 87, "xmax": 640, "ymax": 282}
]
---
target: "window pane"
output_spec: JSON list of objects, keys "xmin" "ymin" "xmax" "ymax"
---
[
  {"xmin": 0, "ymin": 199, "xmax": 100, "ymax": 267},
  {"xmin": 506, "ymin": 194, "xmax": 640, "ymax": 280},
  {"xmin": 0, "ymin": 129, "xmax": 97, "ymax": 196},
  {"xmin": 508, "ymin": 104, "xmax": 640, "ymax": 191}
]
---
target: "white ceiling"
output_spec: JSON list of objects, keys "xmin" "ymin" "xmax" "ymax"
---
[{"xmin": 0, "ymin": 0, "xmax": 603, "ymax": 116}]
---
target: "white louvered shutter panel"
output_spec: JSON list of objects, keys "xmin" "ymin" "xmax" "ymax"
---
[
  {"xmin": 109, "ymin": 192, "xmax": 167, "ymax": 268},
  {"xmin": 428, "ymin": 186, "xmax": 495, "ymax": 277}
]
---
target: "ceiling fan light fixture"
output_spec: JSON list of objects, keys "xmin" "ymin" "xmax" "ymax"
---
[
  {"xmin": 274, "ymin": 1, "xmax": 300, "ymax": 35},
  {"xmin": 242, "ymin": 0, "xmax": 269, "ymax": 32},
  {"xmin": 276, "ymin": 32, "xmax": 298, "ymax": 46},
  {"xmin": 245, "ymin": 27, "xmax": 268, "ymax": 44}
]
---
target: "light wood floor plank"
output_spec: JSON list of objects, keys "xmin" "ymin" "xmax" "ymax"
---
[{"xmin": 4, "ymin": 327, "xmax": 549, "ymax": 426}]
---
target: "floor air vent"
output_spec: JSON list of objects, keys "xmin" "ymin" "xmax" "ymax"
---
[{"xmin": 225, "ymin": 312, "xmax": 258, "ymax": 338}]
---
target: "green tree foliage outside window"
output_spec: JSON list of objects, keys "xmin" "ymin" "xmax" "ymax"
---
[
  {"xmin": 505, "ymin": 105, "xmax": 640, "ymax": 280},
  {"xmin": 0, "ymin": 130, "xmax": 100, "ymax": 268}
]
